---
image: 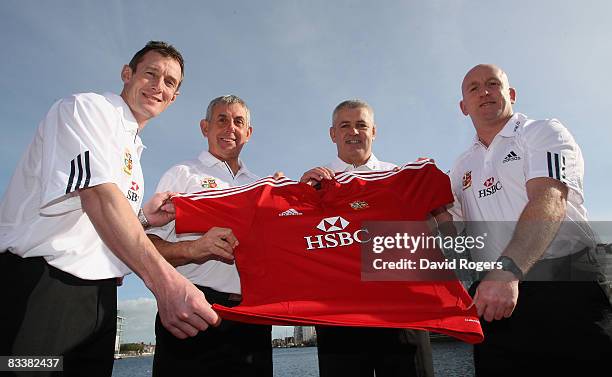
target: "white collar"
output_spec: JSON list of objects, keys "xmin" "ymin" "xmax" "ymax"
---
[
  {"xmin": 104, "ymin": 92, "xmax": 139, "ymax": 134},
  {"xmin": 197, "ymin": 150, "xmax": 255, "ymax": 178},
  {"xmin": 329, "ymin": 154, "xmax": 383, "ymax": 172},
  {"xmin": 472, "ymin": 113, "xmax": 529, "ymax": 145}
]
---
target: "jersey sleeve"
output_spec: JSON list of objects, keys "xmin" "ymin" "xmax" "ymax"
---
[
  {"xmin": 173, "ymin": 183, "xmax": 261, "ymax": 240},
  {"xmin": 521, "ymin": 119, "xmax": 585, "ymax": 204},
  {"xmin": 40, "ymin": 94, "xmax": 121, "ymax": 214},
  {"xmin": 399, "ymin": 161, "xmax": 454, "ymax": 215}
]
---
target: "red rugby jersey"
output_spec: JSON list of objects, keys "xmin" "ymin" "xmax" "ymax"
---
[{"xmin": 174, "ymin": 160, "xmax": 483, "ymax": 343}]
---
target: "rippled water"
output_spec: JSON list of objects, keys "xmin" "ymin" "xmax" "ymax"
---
[{"xmin": 112, "ymin": 341, "xmax": 473, "ymax": 377}]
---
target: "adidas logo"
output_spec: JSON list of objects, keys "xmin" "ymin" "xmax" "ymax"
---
[
  {"xmin": 502, "ymin": 151, "xmax": 521, "ymax": 163},
  {"xmin": 279, "ymin": 208, "xmax": 303, "ymax": 216}
]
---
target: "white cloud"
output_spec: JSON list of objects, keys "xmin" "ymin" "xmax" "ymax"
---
[
  {"xmin": 273, "ymin": 326, "xmax": 295, "ymax": 339},
  {"xmin": 117, "ymin": 297, "xmax": 158, "ymax": 344}
]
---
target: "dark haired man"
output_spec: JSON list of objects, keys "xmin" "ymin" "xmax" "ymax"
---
[{"xmin": 0, "ymin": 41, "xmax": 219, "ymax": 377}]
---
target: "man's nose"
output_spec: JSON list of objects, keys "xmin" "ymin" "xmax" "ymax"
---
[
  {"xmin": 150, "ymin": 76, "xmax": 163, "ymax": 92},
  {"xmin": 222, "ymin": 119, "xmax": 239, "ymax": 132}
]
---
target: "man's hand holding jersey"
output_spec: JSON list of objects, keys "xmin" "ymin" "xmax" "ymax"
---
[
  {"xmin": 142, "ymin": 191, "xmax": 177, "ymax": 227},
  {"xmin": 149, "ymin": 227, "xmax": 238, "ymax": 267},
  {"xmin": 187, "ymin": 227, "xmax": 238, "ymax": 264},
  {"xmin": 300, "ymin": 167, "xmax": 336, "ymax": 186}
]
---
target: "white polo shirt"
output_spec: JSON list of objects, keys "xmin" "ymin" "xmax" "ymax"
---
[
  {"xmin": 327, "ymin": 154, "xmax": 397, "ymax": 172},
  {"xmin": 449, "ymin": 112, "xmax": 596, "ymax": 262},
  {"xmin": 0, "ymin": 92, "xmax": 144, "ymax": 279},
  {"xmin": 147, "ymin": 151, "xmax": 259, "ymax": 294}
]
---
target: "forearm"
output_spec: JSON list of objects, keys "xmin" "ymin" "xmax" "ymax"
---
[
  {"xmin": 502, "ymin": 187, "xmax": 566, "ymax": 274},
  {"xmin": 431, "ymin": 207, "xmax": 457, "ymax": 237},
  {"xmin": 81, "ymin": 183, "xmax": 221, "ymax": 338},
  {"xmin": 80, "ymin": 183, "xmax": 176, "ymax": 292},
  {"xmin": 148, "ymin": 234, "xmax": 195, "ymax": 267}
]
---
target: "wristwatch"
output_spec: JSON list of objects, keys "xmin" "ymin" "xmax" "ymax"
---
[
  {"xmin": 138, "ymin": 208, "xmax": 150, "ymax": 230},
  {"xmin": 496, "ymin": 256, "xmax": 524, "ymax": 280}
]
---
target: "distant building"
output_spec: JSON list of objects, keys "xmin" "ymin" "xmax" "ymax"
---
[
  {"xmin": 115, "ymin": 313, "xmax": 125, "ymax": 354},
  {"xmin": 302, "ymin": 326, "xmax": 315, "ymax": 342},
  {"xmin": 294, "ymin": 326, "xmax": 304, "ymax": 344},
  {"xmin": 142, "ymin": 342, "xmax": 156, "ymax": 354},
  {"xmin": 293, "ymin": 326, "xmax": 316, "ymax": 345},
  {"xmin": 273, "ymin": 327, "xmax": 317, "ymax": 347}
]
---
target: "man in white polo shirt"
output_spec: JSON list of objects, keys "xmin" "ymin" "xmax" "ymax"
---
[
  {"xmin": 300, "ymin": 99, "xmax": 434, "ymax": 377},
  {"xmin": 0, "ymin": 41, "xmax": 220, "ymax": 377},
  {"xmin": 450, "ymin": 64, "xmax": 612, "ymax": 375},
  {"xmin": 147, "ymin": 95, "xmax": 272, "ymax": 377}
]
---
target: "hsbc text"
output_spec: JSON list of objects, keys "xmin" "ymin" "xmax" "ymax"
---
[
  {"xmin": 478, "ymin": 182, "xmax": 502, "ymax": 198},
  {"xmin": 305, "ymin": 229, "xmax": 371, "ymax": 250}
]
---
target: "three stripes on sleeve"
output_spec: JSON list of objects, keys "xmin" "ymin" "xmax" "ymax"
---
[{"xmin": 66, "ymin": 151, "xmax": 91, "ymax": 194}]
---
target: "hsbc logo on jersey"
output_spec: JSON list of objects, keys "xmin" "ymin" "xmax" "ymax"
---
[
  {"xmin": 478, "ymin": 177, "xmax": 503, "ymax": 198},
  {"xmin": 126, "ymin": 180, "xmax": 140, "ymax": 202},
  {"xmin": 305, "ymin": 216, "xmax": 370, "ymax": 251},
  {"xmin": 317, "ymin": 216, "xmax": 349, "ymax": 232}
]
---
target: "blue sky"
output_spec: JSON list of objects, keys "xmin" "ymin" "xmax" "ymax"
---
[{"xmin": 2, "ymin": 1, "xmax": 611, "ymax": 342}]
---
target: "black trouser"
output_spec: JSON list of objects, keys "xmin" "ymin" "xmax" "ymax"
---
[
  {"xmin": 0, "ymin": 252, "xmax": 117, "ymax": 377},
  {"xmin": 470, "ymin": 250, "xmax": 612, "ymax": 377},
  {"xmin": 152, "ymin": 285, "xmax": 273, "ymax": 377},
  {"xmin": 315, "ymin": 327, "xmax": 433, "ymax": 377}
]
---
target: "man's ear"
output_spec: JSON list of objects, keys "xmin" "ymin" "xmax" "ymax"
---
[
  {"xmin": 459, "ymin": 100, "xmax": 468, "ymax": 116},
  {"xmin": 200, "ymin": 119, "xmax": 209, "ymax": 138},
  {"xmin": 509, "ymin": 87, "xmax": 517, "ymax": 104},
  {"xmin": 372, "ymin": 124, "xmax": 377, "ymax": 140},
  {"xmin": 329, "ymin": 126, "xmax": 337, "ymax": 143},
  {"xmin": 244, "ymin": 126, "xmax": 253, "ymax": 142},
  {"xmin": 121, "ymin": 65, "xmax": 132, "ymax": 84}
]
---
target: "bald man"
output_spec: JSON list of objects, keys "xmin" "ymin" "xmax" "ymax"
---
[{"xmin": 449, "ymin": 64, "xmax": 612, "ymax": 375}]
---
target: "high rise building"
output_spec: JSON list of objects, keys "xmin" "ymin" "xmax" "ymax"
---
[{"xmin": 115, "ymin": 312, "xmax": 125, "ymax": 354}]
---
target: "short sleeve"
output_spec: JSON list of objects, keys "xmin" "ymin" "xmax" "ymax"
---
[
  {"xmin": 146, "ymin": 166, "xmax": 189, "ymax": 240},
  {"xmin": 522, "ymin": 119, "xmax": 585, "ymax": 204},
  {"xmin": 40, "ymin": 94, "xmax": 121, "ymax": 214},
  {"xmin": 447, "ymin": 164, "xmax": 465, "ymax": 223},
  {"xmin": 425, "ymin": 164, "xmax": 454, "ymax": 213},
  {"xmin": 399, "ymin": 161, "xmax": 454, "ymax": 216},
  {"xmin": 173, "ymin": 183, "xmax": 261, "ymax": 239}
]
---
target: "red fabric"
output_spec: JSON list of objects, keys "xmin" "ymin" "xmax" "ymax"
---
[{"xmin": 174, "ymin": 160, "xmax": 483, "ymax": 343}]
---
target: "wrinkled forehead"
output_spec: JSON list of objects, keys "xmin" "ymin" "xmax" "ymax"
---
[
  {"xmin": 333, "ymin": 106, "xmax": 374, "ymax": 125},
  {"xmin": 461, "ymin": 64, "xmax": 509, "ymax": 92},
  {"xmin": 138, "ymin": 51, "xmax": 182, "ymax": 78},
  {"xmin": 212, "ymin": 102, "xmax": 247, "ymax": 117}
]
